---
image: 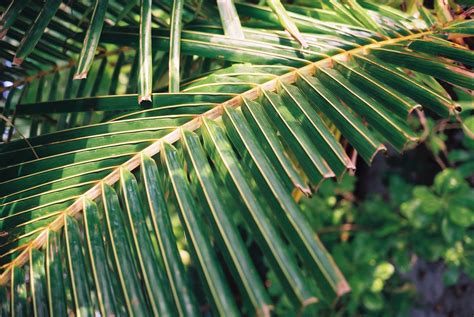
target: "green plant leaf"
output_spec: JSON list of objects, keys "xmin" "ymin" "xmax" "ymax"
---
[
  {"xmin": 75, "ymin": 0, "xmax": 109, "ymax": 79},
  {"xmin": 0, "ymin": 2, "xmax": 471, "ymax": 314}
]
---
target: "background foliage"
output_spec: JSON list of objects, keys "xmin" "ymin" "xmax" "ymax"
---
[{"xmin": 294, "ymin": 119, "xmax": 474, "ymax": 316}]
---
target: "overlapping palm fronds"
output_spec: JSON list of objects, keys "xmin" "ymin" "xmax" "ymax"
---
[{"xmin": 0, "ymin": 0, "xmax": 473, "ymax": 315}]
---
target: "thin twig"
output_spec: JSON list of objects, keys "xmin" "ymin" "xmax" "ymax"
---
[
  {"xmin": 0, "ymin": 47, "xmax": 132, "ymax": 94},
  {"xmin": 415, "ymin": 109, "xmax": 430, "ymax": 143},
  {"xmin": 318, "ymin": 224, "xmax": 361, "ymax": 235},
  {"xmin": 0, "ymin": 114, "xmax": 39, "ymax": 158},
  {"xmin": 433, "ymin": 154, "xmax": 447, "ymax": 169},
  {"xmin": 349, "ymin": 148, "xmax": 358, "ymax": 176}
]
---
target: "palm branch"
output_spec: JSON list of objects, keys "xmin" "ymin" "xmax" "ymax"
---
[{"xmin": 0, "ymin": 0, "xmax": 473, "ymax": 315}]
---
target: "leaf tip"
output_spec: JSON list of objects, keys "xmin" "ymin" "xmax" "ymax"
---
[
  {"xmin": 336, "ymin": 279, "xmax": 351, "ymax": 297},
  {"xmin": 138, "ymin": 94, "xmax": 152, "ymax": 104},
  {"xmin": 369, "ymin": 144, "xmax": 388, "ymax": 164},
  {"xmin": 299, "ymin": 38, "xmax": 309, "ymax": 49},
  {"xmin": 302, "ymin": 296, "xmax": 319, "ymax": 309},
  {"xmin": 346, "ymin": 159, "xmax": 356, "ymax": 171},
  {"xmin": 256, "ymin": 304, "xmax": 274, "ymax": 317},
  {"xmin": 296, "ymin": 184, "xmax": 312, "ymax": 197},
  {"xmin": 324, "ymin": 170, "xmax": 336, "ymax": 179},
  {"xmin": 74, "ymin": 72, "xmax": 88, "ymax": 80}
]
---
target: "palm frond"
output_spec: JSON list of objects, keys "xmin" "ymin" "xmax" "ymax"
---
[{"xmin": 0, "ymin": 0, "xmax": 473, "ymax": 315}]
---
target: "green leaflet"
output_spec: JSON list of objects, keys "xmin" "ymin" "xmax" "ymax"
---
[
  {"xmin": 266, "ymin": 0, "xmax": 308, "ymax": 47},
  {"xmin": 13, "ymin": 0, "xmax": 62, "ymax": 65},
  {"xmin": 75, "ymin": 0, "xmax": 109, "ymax": 79},
  {"xmin": 11, "ymin": 266, "xmax": 29, "ymax": 316},
  {"xmin": 126, "ymin": 37, "xmax": 140, "ymax": 95},
  {"xmin": 201, "ymin": 118, "xmax": 318, "ymax": 311},
  {"xmin": 419, "ymin": 6, "xmax": 437, "ymax": 27},
  {"xmin": 222, "ymin": 106, "xmax": 349, "ymax": 300},
  {"xmin": 64, "ymin": 215, "xmax": 95, "ymax": 316},
  {"xmin": 139, "ymin": 0, "xmax": 153, "ymax": 102},
  {"xmin": 261, "ymin": 90, "xmax": 334, "ymax": 184},
  {"xmin": 443, "ymin": 20, "xmax": 474, "ymax": 35},
  {"xmin": 0, "ymin": 284, "xmax": 8, "ymax": 315},
  {"xmin": 316, "ymin": 66, "xmax": 419, "ymax": 152},
  {"xmin": 242, "ymin": 97, "xmax": 310, "ymax": 194},
  {"xmin": 345, "ymin": 0, "xmax": 386, "ymax": 35},
  {"xmin": 102, "ymin": 183, "xmax": 149, "ymax": 315},
  {"xmin": 217, "ymin": 0, "xmax": 245, "ymax": 39},
  {"xmin": 169, "ymin": 0, "xmax": 184, "ymax": 92},
  {"xmin": 140, "ymin": 154, "xmax": 200, "ymax": 317},
  {"xmin": 108, "ymin": 52, "xmax": 125, "ymax": 95},
  {"xmin": 408, "ymin": 37, "xmax": 474, "ymax": 67},
  {"xmin": 0, "ymin": 0, "xmax": 29, "ymax": 39},
  {"xmin": 90, "ymin": 57, "xmax": 108, "ymax": 97},
  {"xmin": 371, "ymin": 46, "xmax": 474, "ymax": 90},
  {"xmin": 353, "ymin": 54, "xmax": 458, "ymax": 117},
  {"xmin": 334, "ymin": 61, "xmax": 421, "ymax": 119},
  {"xmin": 45, "ymin": 230, "xmax": 68, "ymax": 317},
  {"xmin": 278, "ymin": 82, "xmax": 354, "ymax": 177},
  {"xmin": 16, "ymin": 93, "xmax": 231, "ymax": 115},
  {"xmin": 296, "ymin": 73, "xmax": 386, "ymax": 164},
  {"xmin": 181, "ymin": 130, "xmax": 272, "ymax": 314},
  {"xmin": 29, "ymin": 249, "xmax": 48, "ymax": 316},
  {"xmin": 161, "ymin": 141, "xmax": 240, "ymax": 316},
  {"xmin": 119, "ymin": 168, "xmax": 176, "ymax": 316},
  {"xmin": 83, "ymin": 199, "xmax": 119, "ymax": 316}
]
